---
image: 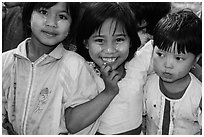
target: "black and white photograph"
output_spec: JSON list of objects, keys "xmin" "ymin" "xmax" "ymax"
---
[{"xmin": 2, "ymin": 1, "xmax": 202, "ymax": 135}]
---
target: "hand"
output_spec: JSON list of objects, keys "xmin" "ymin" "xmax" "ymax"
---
[{"xmin": 100, "ymin": 63, "xmax": 121, "ymax": 96}]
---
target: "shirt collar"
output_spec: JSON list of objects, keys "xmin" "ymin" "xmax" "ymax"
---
[{"xmin": 14, "ymin": 38, "xmax": 65, "ymax": 60}]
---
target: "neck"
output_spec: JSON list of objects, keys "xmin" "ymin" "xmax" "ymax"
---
[
  {"xmin": 26, "ymin": 38, "xmax": 56, "ymax": 62},
  {"xmin": 162, "ymin": 74, "xmax": 190, "ymax": 94},
  {"xmin": 116, "ymin": 63, "xmax": 126, "ymax": 80}
]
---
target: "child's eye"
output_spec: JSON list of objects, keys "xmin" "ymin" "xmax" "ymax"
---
[
  {"xmin": 115, "ymin": 37, "xmax": 125, "ymax": 44},
  {"xmin": 59, "ymin": 14, "xmax": 68, "ymax": 20},
  {"xmin": 95, "ymin": 38, "xmax": 104, "ymax": 44},
  {"xmin": 38, "ymin": 8, "xmax": 48, "ymax": 15},
  {"xmin": 156, "ymin": 52, "xmax": 164, "ymax": 57},
  {"xmin": 175, "ymin": 56, "xmax": 184, "ymax": 61}
]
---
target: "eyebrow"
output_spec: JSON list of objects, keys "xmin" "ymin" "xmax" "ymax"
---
[
  {"xmin": 60, "ymin": 9, "xmax": 69, "ymax": 13},
  {"xmin": 114, "ymin": 33, "xmax": 126, "ymax": 37},
  {"xmin": 92, "ymin": 33, "xmax": 126, "ymax": 38}
]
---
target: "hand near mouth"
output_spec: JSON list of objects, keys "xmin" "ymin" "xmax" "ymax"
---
[{"xmin": 100, "ymin": 63, "xmax": 122, "ymax": 96}]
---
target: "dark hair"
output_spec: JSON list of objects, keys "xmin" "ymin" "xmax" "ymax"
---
[
  {"xmin": 75, "ymin": 2, "xmax": 141, "ymax": 62},
  {"xmin": 22, "ymin": 2, "xmax": 80, "ymax": 46},
  {"xmin": 153, "ymin": 9, "xmax": 202, "ymax": 56},
  {"xmin": 129, "ymin": 2, "xmax": 171, "ymax": 35}
]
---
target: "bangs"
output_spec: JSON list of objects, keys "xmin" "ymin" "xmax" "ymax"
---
[
  {"xmin": 82, "ymin": 2, "xmax": 134, "ymax": 39},
  {"xmin": 97, "ymin": 19, "xmax": 126, "ymax": 36},
  {"xmin": 155, "ymin": 36, "xmax": 189, "ymax": 54},
  {"xmin": 153, "ymin": 9, "xmax": 202, "ymax": 56},
  {"xmin": 154, "ymin": 28, "xmax": 201, "ymax": 55}
]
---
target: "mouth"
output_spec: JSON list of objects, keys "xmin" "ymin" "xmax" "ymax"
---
[
  {"xmin": 162, "ymin": 72, "xmax": 173, "ymax": 79},
  {"xmin": 101, "ymin": 57, "xmax": 117, "ymax": 63},
  {"xmin": 163, "ymin": 72, "xmax": 172, "ymax": 76},
  {"xmin": 42, "ymin": 30, "xmax": 58, "ymax": 37}
]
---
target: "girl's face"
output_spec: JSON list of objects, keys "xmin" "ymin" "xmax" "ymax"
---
[
  {"xmin": 87, "ymin": 19, "xmax": 131, "ymax": 71},
  {"xmin": 30, "ymin": 2, "xmax": 71, "ymax": 47},
  {"xmin": 153, "ymin": 44, "xmax": 196, "ymax": 83}
]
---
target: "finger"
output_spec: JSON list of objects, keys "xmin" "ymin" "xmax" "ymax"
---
[
  {"xmin": 101, "ymin": 65, "xmax": 112, "ymax": 75},
  {"xmin": 109, "ymin": 70, "xmax": 119, "ymax": 80},
  {"xmin": 101, "ymin": 62, "xmax": 107, "ymax": 70},
  {"xmin": 112, "ymin": 74, "xmax": 122, "ymax": 82}
]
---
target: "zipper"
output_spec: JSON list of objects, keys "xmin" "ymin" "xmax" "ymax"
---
[{"xmin": 21, "ymin": 62, "xmax": 35, "ymax": 134}]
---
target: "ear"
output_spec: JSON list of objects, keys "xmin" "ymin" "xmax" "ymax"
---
[
  {"xmin": 192, "ymin": 54, "xmax": 202, "ymax": 69},
  {"xmin": 83, "ymin": 40, "xmax": 89, "ymax": 49},
  {"xmin": 195, "ymin": 54, "xmax": 202, "ymax": 64}
]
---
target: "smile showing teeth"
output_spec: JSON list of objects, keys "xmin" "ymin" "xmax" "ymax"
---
[{"xmin": 102, "ymin": 57, "xmax": 117, "ymax": 63}]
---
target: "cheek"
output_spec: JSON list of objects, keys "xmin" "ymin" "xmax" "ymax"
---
[
  {"xmin": 30, "ymin": 12, "xmax": 44, "ymax": 29},
  {"xmin": 58, "ymin": 21, "xmax": 71, "ymax": 36},
  {"xmin": 176, "ymin": 62, "xmax": 192, "ymax": 74},
  {"xmin": 88, "ymin": 44, "xmax": 102, "ymax": 61},
  {"xmin": 88, "ymin": 43, "xmax": 102, "ymax": 55},
  {"xmin": 117, "ymin": 43, "xmax": 130, "ymax": 57},
  {"xmin": 153, "ymin": 58, "xmax": 162, "ymax": 71}
]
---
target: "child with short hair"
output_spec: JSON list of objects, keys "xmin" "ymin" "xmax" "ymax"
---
[
  {"xmin": 144, "ymin": 9, "xmax": 202, "ymax": 135},
  {"xmin": 2, "ymin": 2, "xmax": 104, "ymax": 135}
]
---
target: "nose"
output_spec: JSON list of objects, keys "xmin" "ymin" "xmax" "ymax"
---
[
  {"xmin": 164, "ymin": 56, "xmax": 174, "ymax": 69},
  {"xmin": 104, "ymin": 42, "xmax": 117, "ymax": 54},
  {"xmin": 45, "ymin": 14, "xmax": 57, "ymax": 27}
]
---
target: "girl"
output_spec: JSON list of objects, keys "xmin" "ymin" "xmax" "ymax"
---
[
  {"xmin": 144, "ymin": 9, "xmax": 202, "ymax": 135},
  {"xmin": 2, "ymin": 2, "xmax": 100, "ymax": 135},
  {"xmin": 75, "ymin": 2, "xmax": 148, "ymax": 134}
]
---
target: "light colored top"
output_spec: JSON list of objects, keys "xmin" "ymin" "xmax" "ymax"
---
[
  {"xmin": 2, "ymin": 38, "xmax": 99, "ymax": 135},
  {"xmin": 144, "ymin": 73, "xmax": 202, "ymax": 135},
  {"xmin": 91, "ymin": 41, "xmax": 154, "ymax": 134}
]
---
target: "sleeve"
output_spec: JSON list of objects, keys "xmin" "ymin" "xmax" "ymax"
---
[
  {"xmin": 198, "ymin": 98, "xmax": 202, "ymax": 127},
  {"xmin": 143, "ymin": 79, "xmax": 148, "ymax": 116},
  {"xmin": 61, "ymin": 55, "xmax": 99, "ymax": 109},
  {"xmin": 2, "ymin": 52, "xmax": 12, "ymax": 135},
  {"xmin": 125, "ymin": 40, "xmax": 154, "ymax": 86}
]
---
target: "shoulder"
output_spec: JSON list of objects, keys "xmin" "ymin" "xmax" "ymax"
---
[
  {"xmin": 61, "ymin": 50, "xmax": 87, "ymax": 68},
  {"xmin": 144, "ymin": 74, "xmax": 159, "ymax": 94},
  {"xmin": 183, "ymin": 73, "xmax": 202, "ymax": 110},
  {"xmin": 2, "ymin": 49, "xmax": 16, "ymax": 69},
  {"xmin": 188, "ymin": 73, "xmax": 202, "ymax": 95},
  {"xmin": 146, "ymin": 73, "xmax": 159, "ymax": 86},
  {"xmin": 136, "ymin": 40, "xmax": 154, "ymax": 56},
  {"xmin": 128, "ymin": 40, "xmax": 154, "ymax": 71},
  {"xmin": 63, "ymin": 50, "xmax": 86, "ymax": 63},
  {"xmin": 60, "ymin": 50, "xmax": 92, "ymax": 78}
]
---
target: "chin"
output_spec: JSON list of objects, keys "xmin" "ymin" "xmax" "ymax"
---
[
  {"xmin": 160, "ymin": 77, "xmax": 175, "ymax": 83},
  {"xmin": 41, "ymin": 40, "xmax": 59, "ymax": 47}
]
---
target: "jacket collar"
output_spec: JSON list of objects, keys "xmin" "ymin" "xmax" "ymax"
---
[{"xmin": 14, "ymin": 38, "xmax": 65, "ymax": 60}]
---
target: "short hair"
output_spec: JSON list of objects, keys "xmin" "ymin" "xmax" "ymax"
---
[
  {"xmin": 75, "ymin": 2, "xmax": 141, "ymax": 62},
  {"xmin": 129, "ymin": 2, "xmax": 171, "ymax": 35},
  {"xmin": 153, "ymin": 9, "xmax": 202, "ymax": 56},
  {"xmin": 22, "ymin": 2, "xmax": 80, "ymax": 46}
]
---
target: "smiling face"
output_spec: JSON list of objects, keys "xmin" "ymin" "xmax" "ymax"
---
[
  {"xmin": 86, "ymin": 18, "xmax": 131, "ymax": 72},
  {"xmin": 30, "ymin": 2, "xmax": 71, "ymax": 47},
  {"xmin": 153, "ymin": 43, "xmax": 196, "ymax": 83}
]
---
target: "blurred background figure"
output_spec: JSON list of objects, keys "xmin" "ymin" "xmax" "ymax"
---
[
  {"xmin": 2, "ymin": 2, "xmax": 25, "ymax": 52},
  {"xmin": 129, "ymin": 2, "xmax": 171, "ymax": 47}
]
